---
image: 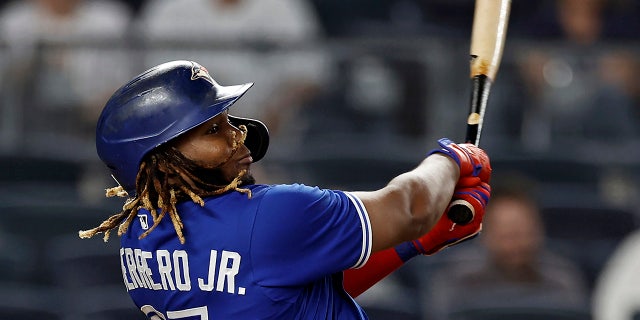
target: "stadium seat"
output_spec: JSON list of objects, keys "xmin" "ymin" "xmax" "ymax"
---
[
  {"xmin": 540, "ymin": 205, "xmax": 639, "ymax": 290},
  {"xmin": 0, "ymin": 202, "xmax": 118, "ymax": 242},
  {"xmin": 0, "ymin": 283, "xmax": 63, "ymax": 320},
  {"xmin": 364, "ymin": 306, "xmax": 420, "ymax": 320},
  {"xmin": 489, "ymin": 156, "xmax": 601, "ymax": 185},
  {"xmin": 448, "ymin": 306, "xmax": 592, "ymax": 320},
  {"xmin": 45, "ymin": 234, "xmax": 122, "ymax": 289},
  {"xmin": 276, "ymin": 137, "xmax": 421, "ymax": 190},
  {"xmin": 62, "ymin": 286, "xmax": 145, "ymax": 320},
  {"xmin": 0, "ymin": 202, "xmax": 120, "ymax": 285},
  {"xmin": 0, "ymin": 232, "xmax": 39, "ymax": 283},
  {"xmin": 0, "ymin": 155, "xmax": 82, "ymax": 183}
]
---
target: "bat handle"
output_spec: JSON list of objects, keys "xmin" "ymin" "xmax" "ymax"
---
[
  {"xmin": 446, "ymin": 136, "xmax": 477, "ymax": 225},
  {"xmin": 447, "ymin": 200, "xmax": 475, "ymax": 225},
  {"xmin": 446, "ymin": 75, "xmax": 491, "ymax": 225},
  {"xmin": 465, "ymin": 74, "xmax": 491, "ymax": 146}
]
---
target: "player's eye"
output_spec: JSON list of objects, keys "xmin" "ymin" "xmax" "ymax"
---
[{"xmin": 206, "ymin": 124, "xmax": 220, "ymax": 134}]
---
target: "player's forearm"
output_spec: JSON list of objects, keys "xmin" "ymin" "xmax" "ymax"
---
[
  {"xmin": 390, "ymin": 154, "xmax": 459, "ymax": 239},
  {"xmin": 354, "ymin": 152, "xmax": 460, "ymax": 253}
]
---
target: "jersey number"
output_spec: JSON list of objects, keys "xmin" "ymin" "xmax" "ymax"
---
[{"xmin": 141, "ymin": 305, "xmax": 209, "ymax": 320}]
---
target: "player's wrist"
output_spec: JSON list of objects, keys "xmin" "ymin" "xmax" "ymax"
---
[
  {"xmin": 427, "ymin": 152, "xmax": 461, "ymax": 180},
  {"xmin": 394, "ymin": 241, "xmax": 421, "ymax": 262},
  {"xmin": 427, "ymin": 138, "xmax": 462, "ymax": 166},
  {"xmin": 428, "ymin": 138, "xmax": 491, "ymax": 183},
  {"xmin": 428, "ymin": 138, "xmax": 476, "ymax": 178}
]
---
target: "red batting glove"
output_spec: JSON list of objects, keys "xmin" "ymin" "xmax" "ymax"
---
[
  {"xmin": 429, "ymin": 138, "xmax": 492, "ymax": 186},
  {"xmin": 411, "ymin": 182, "xmax": 491, "ymax": 255}
]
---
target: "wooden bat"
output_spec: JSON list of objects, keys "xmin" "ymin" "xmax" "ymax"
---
[{"xmin": 447, "ymin": 0, "xmax": 511, "ymax": 225}]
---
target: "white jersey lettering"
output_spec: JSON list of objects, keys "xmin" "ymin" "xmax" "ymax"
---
[
  {"xmin": 120, "ymin": 248, "xmax": 136, "ymax": 290},
  {"xmin": 124, "ymin": 247, "xmax": 143, "ymax": 289},
  {"xmin": 121, "ymin": 247, "xmax": 244, "ymax": 295},
  {"xmin": 173, "ymin": 250, "xmax": 191, "ymax": 291},
  {"xmin": 157, "ymin": 249, "xmax": 175, "ymax": 290},
  {"xmin": 135, "ymin": 249, "xmax": 162, "ymax": 290},
  {"xmin": 217, "ymin": 251, "xmax": 241, "ymax": 294},
  {"xmin": 198, "ymin": 250, "xmax": 218, "ymax": 291}
]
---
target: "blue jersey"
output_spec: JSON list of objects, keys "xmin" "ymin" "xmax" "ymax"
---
[{"xmin": 119, "ymin": 183, "xmax": 373, "ymax": 319}]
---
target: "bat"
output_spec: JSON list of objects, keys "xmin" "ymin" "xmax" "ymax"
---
[{"xmin": 447, "ymin": 0, "xmax": 511, "ymax": 225}]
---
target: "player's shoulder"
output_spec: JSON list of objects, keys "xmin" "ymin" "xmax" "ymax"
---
[
  {"xmin": 256, "ymin": 183, "xmax": 337, "ymax": 197},
  {"xmin": 250, "ymin": 183, "xmax": 348, "ymax": 206}
]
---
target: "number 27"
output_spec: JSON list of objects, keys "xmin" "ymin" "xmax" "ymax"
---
[{"xmin": 141, "ymin": 305, "xmax": 209, "ymax": 320}]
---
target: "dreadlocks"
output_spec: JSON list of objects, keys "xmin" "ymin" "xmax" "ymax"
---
[{"xmin": 79, "ymin": 125, "xmax": 251, "ymax": 244}]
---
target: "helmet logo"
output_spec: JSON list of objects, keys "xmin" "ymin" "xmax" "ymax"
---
[{"xmin": 190, "ymin": 62, "xmax": 215, "ymax": 85}]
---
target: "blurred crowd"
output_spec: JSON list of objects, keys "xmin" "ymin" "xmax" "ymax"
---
[{"xmin": 0, "ymin": 0, "xmax": 638, "ymax": 319}]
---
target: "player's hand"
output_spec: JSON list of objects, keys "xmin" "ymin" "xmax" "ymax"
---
[
  {"xmin": 410, "ymin": 182, "xmax": 491, "ymax": 255},
  {"xmin": 429, "ymin": 138, "xmax": 491, "ymax": 186}
]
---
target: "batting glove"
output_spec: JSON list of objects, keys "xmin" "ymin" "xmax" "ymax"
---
[
  {"xmin": 429, "ymin": 138, "xmax": 491, "ymax": 186},
  {"xmin": 410, "ymin": 182, "xmax": 491, "ymax": 255}
]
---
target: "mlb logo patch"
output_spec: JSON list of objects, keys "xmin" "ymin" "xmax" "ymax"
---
[{"xmin": 138, "ymin": 214, "xmax": 149, "ymax": 230}]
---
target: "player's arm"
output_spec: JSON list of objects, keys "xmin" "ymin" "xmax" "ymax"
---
[
  {"xmin": 353, "ymin": 154, "xmax": 457, "ymax": 252},
  {"xmin": 344, "ymin": 182, "xmax": 490, "ymax": 297},
  {"xmin": 345, "ymin": 139, "xmax": 491, "ymax": 297},
  {"xmin": 352, "ymin": 139, "xmax": 489, "ymax": 253}
]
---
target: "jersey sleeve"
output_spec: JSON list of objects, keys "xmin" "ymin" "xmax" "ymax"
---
[{"xmin": 250, "ymin": 184, "xmax": 372, "ymax": 287}]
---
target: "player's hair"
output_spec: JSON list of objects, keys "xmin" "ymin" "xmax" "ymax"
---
[{"xmin": 79, "ymin": 126, "xmax": 251, "ymax": 244}]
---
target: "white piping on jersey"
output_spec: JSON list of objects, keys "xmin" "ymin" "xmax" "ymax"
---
[{"xmin": 345, "ymin": 192, "xmax": 372, "ymax": 269}]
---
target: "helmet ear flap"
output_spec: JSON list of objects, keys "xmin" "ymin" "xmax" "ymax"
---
[{"xmin": 229, "ymin": 115, "xmax": 269, "ymax": 162}]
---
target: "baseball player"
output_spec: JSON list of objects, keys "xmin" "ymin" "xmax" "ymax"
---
[{"xmin": 79, "ymin": 60, "xmax": 491, "ymax": 319}]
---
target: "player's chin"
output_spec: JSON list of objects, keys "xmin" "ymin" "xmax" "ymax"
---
[{"xmin": 238, "ymin": 171, "xmax": 256, "ymax": 186}]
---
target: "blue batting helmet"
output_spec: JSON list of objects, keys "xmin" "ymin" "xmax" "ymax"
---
[{"xmin": 96, "ymin": 60, "xmax": 269, "ymax": 195}]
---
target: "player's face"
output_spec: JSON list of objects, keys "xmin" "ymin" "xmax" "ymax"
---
[{"xmin": 173, "ymin": 111, "xmax": 253, "ymax": 183}]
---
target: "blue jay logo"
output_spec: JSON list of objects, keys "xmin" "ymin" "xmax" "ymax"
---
[{"xmin": 190, "ymin": 62, "xmax": 215, "ymax": 85}]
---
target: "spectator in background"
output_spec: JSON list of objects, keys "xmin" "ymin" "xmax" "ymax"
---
[
  {"xmin": 485, "ymin": 0, "xmax": 639, "ymax": 156},
  {"xmin": 0, "ymin": 0, "xmax": 133, "ymax": 159},
  {"xmin": 418, "ymin": 176, "xmax": 589, "ymax": 320},
  {"xmin": 592, "ymin": 228, "xmax": 640, "ymax": 320},
  {"xmin": 597, "ymin": 49, "xmax": 640, "ymax": 128},
  {"xmin": 136, "ymin": 0, "xmax": 329, "ymax": 144}
]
